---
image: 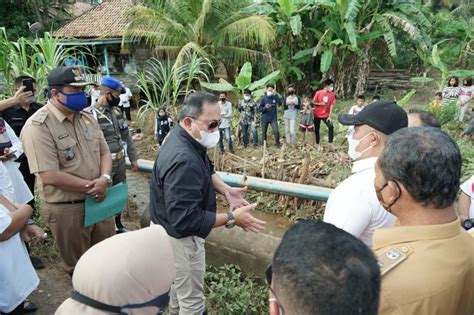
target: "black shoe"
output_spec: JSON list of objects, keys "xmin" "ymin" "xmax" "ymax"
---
[
  {"xmin": 30, "ymin": 256, "xmax": 45, "ymax": 270},
  {"xmin": 24, "ymin": 300, "xmax": 38, "ymax": 313},
  {"xmin": 116, "ymin": 227, "xmax": 129, "ymax": 234}
]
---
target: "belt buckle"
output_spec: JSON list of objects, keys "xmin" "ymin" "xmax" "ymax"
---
[{"xmin": 115, "ymin": 151, "xmax": 123, "ymax": 160}]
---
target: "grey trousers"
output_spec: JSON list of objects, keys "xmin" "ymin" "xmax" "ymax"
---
[{"xmin": 169, "ymin": 236, "xmax": 206, "ymax": 315}]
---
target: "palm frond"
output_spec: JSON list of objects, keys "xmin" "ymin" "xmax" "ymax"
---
[
  {"xmin": 216, "ymin": 15, "xmax": 276, "ymax": 48},
  {"xmin": 217, "ymin": 46, "xmax": 268, "ymax": 65},
  {"xmin": 375, "ymin": 15, "xmax": 397, "ymax": 57}
]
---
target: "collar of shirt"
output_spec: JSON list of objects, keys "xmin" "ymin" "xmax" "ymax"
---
[
  {"xmin": 46, "ymin": 102, "xmax": 85, "ymax": 123},
  {"xmin": 175, "ymin": 124, "xmax": 207, "ymax": 156},
  {"xmin": 351, "ymin": 156, "xmax": 378, "ymax": 174},
  {"xmin": 373, "ymin": 218, "xmax": 462, "ymax": 251}
]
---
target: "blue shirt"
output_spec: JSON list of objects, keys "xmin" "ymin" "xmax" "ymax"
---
[{"xmin": 259, "ymin": 94, "xmax": 282, "ymax": 123}]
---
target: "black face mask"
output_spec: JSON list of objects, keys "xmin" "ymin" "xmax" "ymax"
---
[
  {"xmin": 108, "ymin": 93, "xmax": 121, "ymax": 107},
  {"xmin": 220, "ymin": 98, "xmax": 226, "ymax": 102}
]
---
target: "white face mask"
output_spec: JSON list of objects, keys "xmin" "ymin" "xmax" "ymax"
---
[
  {"xmin": 347, "ymin": 133, "xmax": 373, "ymax": 160},
  {"xmin": 244, "ymin": 95, "xmax": 251, "ymax": 101},
  {"xmin": 329, "ymin": 86, "xmax": 334, "ymax": 92},
  {"xmin": 266, "ymin": 91, "xmax": 273, "ymax": 97},
  {"xmin": 192, "ymin": 121, "xmax": 220, "ymax": 148}
]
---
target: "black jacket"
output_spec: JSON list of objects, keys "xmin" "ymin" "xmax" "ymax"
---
[{"xmin": 149, "ymin": 124, "xmax": 216, "ymax": 239}]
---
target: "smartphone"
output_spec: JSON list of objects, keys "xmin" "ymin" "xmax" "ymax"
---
[{"xmin": 22, "ymin": 78, "xmax": 35, "ymax": 93}]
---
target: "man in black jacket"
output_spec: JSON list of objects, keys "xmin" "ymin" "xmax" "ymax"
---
[{"xmin": 149, "ymin": 91, "xmax": 266, "ymax": 315}]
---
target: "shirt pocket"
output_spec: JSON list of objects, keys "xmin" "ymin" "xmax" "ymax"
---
[
  {"xmin": 86, "ymin": 129, "xmax": 103, "ymax": 154},
  {"xmin": 56, "ymin": 137, "xmax": 81, "ymax": 170}
]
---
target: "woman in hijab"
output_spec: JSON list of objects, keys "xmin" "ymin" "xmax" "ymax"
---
[{"xmin": 56, "ymin": 225, "xmax": 175, "ymax": 315}]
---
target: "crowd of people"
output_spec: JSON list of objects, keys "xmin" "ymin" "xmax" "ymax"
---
[{"xmin": 0, "ymin": 66, "xmax": 473, "ymax": 315}]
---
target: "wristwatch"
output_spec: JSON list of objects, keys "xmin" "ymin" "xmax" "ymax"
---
[
  {"xmin": 101, "ymin": 174, "xmax": 112, "ymax": 185},
  {"xmin": 225, "ymin": 211, "xmax": 235, "ymax": 229}
]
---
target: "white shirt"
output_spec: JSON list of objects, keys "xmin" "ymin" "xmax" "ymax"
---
[
  {"xmin": 323, "ymin": 157, "xmax": 396, "ymax": 246},
  {"xmin": 218, "ymin": 101, "xmax": 232, "ymax": 129},
  {"xmin": 460, "ymin": 176, "xmax": 474, "ymax": 218},
  {"xmin": 1, "ymin": 121, "xmax": 33, "ymax": 204},
  {"xmin": 0, "ymin": 204, "xmax": 39, "ymax": 313},
  {"xmin": 119, "ymin": 87, "xmax": 132, "ymax": 108},
  {"xmin": 90, "ymin": 89, "xmax": 101, "ymax": 108}
]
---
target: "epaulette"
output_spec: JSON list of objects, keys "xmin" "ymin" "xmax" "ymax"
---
[
  {"xmin": 31, "ymin": 110, "xmax": 48, "ymax": 125},
  {"xmin": 377, "ymin": 246, "xmax": 411, "ymax": 276},
  {"xmin": 82, "ymin": 106, "xmax": 95, "ymax": 114}
]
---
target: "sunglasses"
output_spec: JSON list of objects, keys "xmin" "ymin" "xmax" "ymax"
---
[
  {"xmin": 190, "ymin": 117, "xmax": 221, "ymax": 130},
  {"xmin": 266, "ymin": 264, "xmax": 285, "ymax": 315}
]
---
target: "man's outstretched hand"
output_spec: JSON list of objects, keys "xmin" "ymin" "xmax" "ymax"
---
[
  {"xmin": 224, "ymin": 186, "xmax": 250, "ymax": 209},
  {"xmin": 233, "ymin": 203, "xmax": 266, "ymax": 233}
]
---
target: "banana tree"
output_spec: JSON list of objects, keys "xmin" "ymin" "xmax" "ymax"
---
[
  {"xmin": 410, "ymin": 43, "xmax": 474, "ymax": 90},
  {"xmin": 199, "ymin": 62, "xmax": 280, "ymax": 99},
  {"xmin": 308, "ymin": 0, "xmax": 432, "ymax": 98}
]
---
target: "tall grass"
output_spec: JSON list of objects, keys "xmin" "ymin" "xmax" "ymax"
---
[
  {"xmin": 0, "ymin": 29, "xmax": 94, "ymax": 102},
  {"xmin": 135, "ymin": 52, "xmax": 213, "ymax": 123}
]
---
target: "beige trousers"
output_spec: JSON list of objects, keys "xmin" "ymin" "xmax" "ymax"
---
[
  {"xmin": 41, "ymin": 202, "xmax": 115, "ymax": 274},
  {"xmin": 169, "ymin": 236, "xmax": 206, "ymax": 315}
]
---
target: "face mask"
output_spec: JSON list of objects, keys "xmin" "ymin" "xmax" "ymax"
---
[
  {"xmin": 57, "ymin": 90, "xmax": 88, "ymax": 112},
  {"xmin": 375, "ymin": 181, "xmax": 401, "ymax": 212},
  {"xmin": 220, "ymin": 98, "xmax": 226, "ymax": 102},
  {"xmin": 193, "ymin": 120, "xmax": 220, "ymax": 148},
  {"xmin": 266, "ymin": 91, "xmax": 273, "ymax": 97},
  {"xmin": 329, "ymin": 86, "xmax": 334, "ymax": 91},
  {"xmin": 108, "ymin": 93, "xmax": 121, "ymax": 107},
  {"xmin": 347, "ymin": 133, "xmax": 373, "ymax": 160},
  {"xmin": 244, "ymin": 95, "xmax": 251, "ymax": 101}
]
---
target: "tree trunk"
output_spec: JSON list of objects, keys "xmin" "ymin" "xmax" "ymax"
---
[{"xmin": 353, "ymin": 44, "xmax": 371, "ymax": 98}]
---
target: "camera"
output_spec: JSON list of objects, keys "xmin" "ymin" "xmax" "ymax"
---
[{"xmin": 462, "ymin": 219, "xmax": 474, "ymax": 231}]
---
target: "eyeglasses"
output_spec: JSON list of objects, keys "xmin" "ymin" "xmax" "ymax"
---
[
  {"xmin": 190, "ymin": 117, "xmax": 221, "ymax": 130},
  {"xmin": 266, "ymin": 264, "xmax": 285, "ymax": 315}
]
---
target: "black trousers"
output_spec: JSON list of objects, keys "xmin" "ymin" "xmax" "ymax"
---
[
  {"xmin": 123, "ymin": 107, "xmax": 131, "ymax": 121},
  {"xmin": 313, "ymin": 117, "xmax": 334, "ymax": 144},
  {"xmin": 18, "ymin": 156, "xmax": 35, "ymax": 209},
  {"xmin": 262, "ymin": 120, "xmax": 280, "ymax": 146}
]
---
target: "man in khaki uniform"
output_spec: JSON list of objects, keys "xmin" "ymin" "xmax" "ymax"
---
[
  {"xmin": 21, "ymin": 67, "xmax": 114, "ymax": 275},
  {"xmin": 373, "ymin": 127, "xmax": 474, "ymax": 315}
]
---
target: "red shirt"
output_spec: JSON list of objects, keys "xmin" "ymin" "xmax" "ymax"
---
[{"xmin": 313, "ymin": 89, "xmax": 336, "ymax": 118}]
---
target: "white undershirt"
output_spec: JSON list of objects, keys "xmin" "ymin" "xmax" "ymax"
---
[
  {"xmin": 323, "ymin": 157, "xmax": 397, "ymax": 246},
  {"xmin": 460, "ymin": 176, "xmax": 474, "ymax": 218},
  {"xmin": 0, "ymin": 205, "xmax": 39, "ymax": 313}
]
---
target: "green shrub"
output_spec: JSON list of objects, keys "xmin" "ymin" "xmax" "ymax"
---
[{"xmin": 205, "ymin": 264, "xmax": 268, "ymax": 314}]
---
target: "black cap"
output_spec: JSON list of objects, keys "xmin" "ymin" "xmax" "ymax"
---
[
  {"xmin": 338, "ymin": 101, "xmax": 408, "ymax": 135},
  {"xmin": 47, "ymin": 66, "xmax": 93, "ymax": 87}
]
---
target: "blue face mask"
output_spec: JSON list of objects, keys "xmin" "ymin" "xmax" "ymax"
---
[{"xmin": 57, "ymin": 90, "xmax": 88, "ymax": 112}]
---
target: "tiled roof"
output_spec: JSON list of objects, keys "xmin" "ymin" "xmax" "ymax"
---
[{"xmin": 54, "ymin": 0, "xmax": 134, "ymax": 39}]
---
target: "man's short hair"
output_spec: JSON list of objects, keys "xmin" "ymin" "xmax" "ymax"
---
[
  {"xmin": 243, "ymin": 89, "xmax": 252, "ymax": 95},
  {"xmin": 323, "ymin": 79, "xmax": 334, "ymax": 87},
  {"xmin": 273, "ymin": 220, "xmax": 381, "ymax": 315},
  {"xmin": 408, "ymin": 109, "xmax": 441, "ymax": 128},
  {"xmin": 372, "ymin": 95, "xmax": 381, "ymax": 101},
  {"xmin": 179, "ymin": 91, "xmax": 218, "ymax": 121},
  {"xmin": 14, "ymin": 76, "xmax": 35, "ymax": 87},
  {"xmin": 435, "ymin": 91, "xmax": 442, "ymax": 98},
  {"xmin": 266, "ymin": 83, "xmax": 275, "ymax": 89},
  {"xmin": 379, "ymin": 127, "xmax": 461, "ymax": 209},
  {"xmin": 356, "ymin": 94, "xmax": 365, "ymax": 100},
  {"xmin": 219, "ymin": 91, "xmax": 227, "ymax": 96}
]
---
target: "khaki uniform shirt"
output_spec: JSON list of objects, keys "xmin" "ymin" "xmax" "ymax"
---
[
  {"xmin": 21, "ymin": 102, "xmax": 110, "ymax": 203},
  {"xmin": 374, "ymin": 219, "xmax": 474, "ymax": 315}
]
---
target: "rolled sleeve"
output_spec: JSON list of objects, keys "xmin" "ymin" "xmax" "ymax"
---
[{"xmin": 163, "ymin": 160, "xmax": 216, "ymax": 238}]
